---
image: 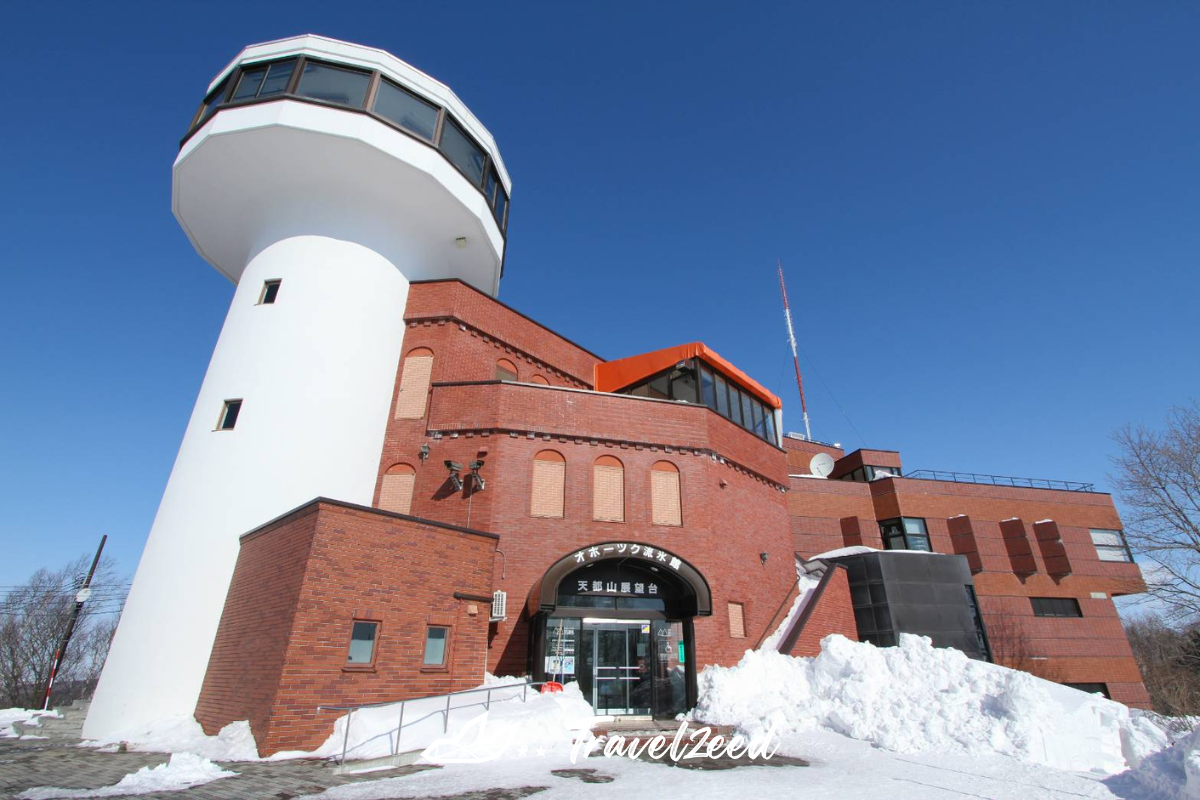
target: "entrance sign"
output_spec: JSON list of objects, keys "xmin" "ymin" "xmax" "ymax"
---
[{"xmin": 573, "ymin": 543, "xmax": 684, "ymax": 572}]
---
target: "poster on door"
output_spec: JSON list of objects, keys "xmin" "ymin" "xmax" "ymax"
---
[{"xmin": 544, "ymin": 656, "xmax": 576, "ymax": 675}]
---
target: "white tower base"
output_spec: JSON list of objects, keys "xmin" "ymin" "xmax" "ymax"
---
[{"xmin": 83, "ymin": 236, "xmax": 408, "ymax": 739}]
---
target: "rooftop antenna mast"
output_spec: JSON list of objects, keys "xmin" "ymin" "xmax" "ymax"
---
[{"xmin": 778, "ymin": 260, "xmax": 812, "ymax": 441}]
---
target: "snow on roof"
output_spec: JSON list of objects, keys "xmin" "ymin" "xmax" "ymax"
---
[{"xmin": 1035, "ymin": 519, "xmax": 1055, "ymax": 524}]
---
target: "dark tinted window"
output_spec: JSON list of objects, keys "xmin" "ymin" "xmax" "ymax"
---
[
  {"xmin": 1031, "ymin": 597, "xmax": 1082, "ymax": 617},
  {"xmin": 714, "ymin": 374, "xmax": 729, "ymax": 415},
  {"xmin": 494, "ymin": 188, "xmax": 509, "ymax": 228},
  {"xmin": 483, "ymin": 170, "xmax": 499, "ymax": 206},
  {"xmin": 347, "ymin": 621, "xmax": 378, "ymax": 664},
  {"xmin": 218, "ymin": 399, "xmax": 242, "ymax": 431},
  {"xmin": 741, "ymin": 391, "xmax": 755, "ymax": 432},
  {"xmin": 880, "ymin": 517, "xmax": 931, "ymax": 551},
  {"xmin": 700, "ymin": 365, "xmax": 716, "ymax": 409},
  {"xmin": 374, "ymin": 78, "xmax": 439, "ymax": 140},
  {"xmin": 260, "ymin": 280, "xmax": 281, "ymax": 305},
  {"xmin": 257, "ymin": 59, "xmax": 296, "ymax": 97},
  {"xmin": 296, "ymin": 61, "xmax": 371, "ymax": 107},
  {"xmin": 232, "ymin": 66, "xmax": 267, "ymax": 101},
  {"xmin": 440, "ymin": 118, "xmax": 486, "ymax": 185},
  {"xmin": 728, "ymin": 386, "xmax": 743, "ymax": 425},
  {"xmin": 1063, "ymin": 683, "xmax": 1109, "ymax": 698},
  {"xmin": 764, "ymin": 409, "xmax": 777, "ymax": 443}
]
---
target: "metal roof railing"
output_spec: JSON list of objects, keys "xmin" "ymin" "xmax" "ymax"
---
[{"xmin": 902, "ymin": 469, "xmax": 1096, "ymax": 493}]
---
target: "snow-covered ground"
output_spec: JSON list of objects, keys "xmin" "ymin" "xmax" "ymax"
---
[
  {"xmin": 1, "ymin": 708, "xmax": 59, "ymax": 737},
  {"xmin": 27, "ymin": 634, "xmax": 1196, "ymax": 799},
  {"xmin": 16, "ymin": 753, "xmax": 235, "ymax": 798}
]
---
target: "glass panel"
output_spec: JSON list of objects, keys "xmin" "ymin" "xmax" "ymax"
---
[
  {"xmin": 220, "ymin": 400, "xmax": 241, "ymax": 430},
  {"xmin": 231, "ymin": 66, "xmax": 267, "ymax": 101},
  {"xmin": 1090, "ymin": 530, "xmax": 1123, "ymax": 547},
  {"xmin": 374, "ymin": 78, "xmax": 439, "ymax": 140},
  {"xmin": 423, "ymin": 626, "xmax": 448, "ymax": 664},
  {"xmin": 494, "ymin": 188, "xmax": 508, "ymax": 228},
  {"xmin": 258, "ymin": 59, "xmax": 296, "ymax": 97},
  {"xmin": 1097, "ymin": 546, "xmax": 1131, "ymax": 563},
  {"xmin": 699, "ymin": 365, "xmax": 716, "ymax": 409},
  {"xmin": 483, "ymin": 170, "xmax": 499, "ymax": 206},
  {"xmin": 669, "ymin": 365, "xmax": 698, "ymax": 403},
  {"xmin": 650, "ymin": 620, "xmax": 686, "ymax": 717},
  {"xmin": 729, "ymin": 386, "xmax": 743, "ymax": 425},
  {"xmin": 714, "ymin": 374, "xmax": 729, "ymax": 416},
  {"xmin": 764, "ymin": 410, "xmax": 777, "ymax": 443},
  {"xmin": 347, "ymin": 621, "xmax": 377, "ymax": 663},
  {"xmin": 907, "ymin": 535, "xmax": 932, "ymax": 552},
  {"xmin": 440, "ymin": 118, "xmax": 486, "ymax": 185},
  {"xmin": 296, "ymin": 61, "xmax": 371, "ymax": 107},
  {"xmin": 750, "ymin": 401, "xmax": 763, "ymax": 437},
  {"xmin": 544, "ymin": 617, "xmax": 580, "ymax": 682},
  {"xmin": 199, "ymin": 78, "xmax": 229, "ymax": 122},
  {"xmin": 741, "ymin": 391, "xmax": 755, "ymax": 432},
  {"xmin": 903, "ymin": 518, "xmax": 928, "ymax": 536}
]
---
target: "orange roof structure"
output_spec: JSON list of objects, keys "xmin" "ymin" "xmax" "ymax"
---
[{"xmin": 594, "ymin": 342, "xmax": 782, "ymax": 409}]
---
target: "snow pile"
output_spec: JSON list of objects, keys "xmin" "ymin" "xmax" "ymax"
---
[
  {"xmin": 1, "ymin": 708, "xmax": 59, "ymax": 737},
  {"xmin": 693, "ymin": 633, "xmax": 1130, "ymax": 773},
  {"xmin": 1117, "ymin": 725, "xmax": 1200, "ymax": 799},
  {"xmin": 84, "ymin": 717, "xmax": 260, "ymax": 761},
  {"xmin": 421, "ymin": 682, "xmax": 595, "ymax": 763},
  {"xmin": 310, "ymin": 680, "xmax": 593, "ymax": 762},
  {"xmin": 16, "ymin": 753, "xmax": 236, "ymax": 798}
]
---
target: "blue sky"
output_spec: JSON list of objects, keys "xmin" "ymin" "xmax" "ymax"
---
[{"xmin": 1, "ymin": 2, "xmax": 1197, "ymax": 588}]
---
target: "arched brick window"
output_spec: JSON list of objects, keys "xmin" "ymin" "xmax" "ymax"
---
[
  {"xmin": 496, "ymin": 358, "xmax": 518, "ymax": 381},
  {"xmin": 531, "ymin": 450, "xmax": 566, "ymax": 518},
  {"xmin": 651, "ymin": 461, "xmax": 682, "ymax": 526},
  {"xmin": 379, "ymin": 463, "xmax": 417, "ymax": 514},
  {"xmin": 593, "ymin": 455, "xmax": 625, "ymax": 523},
  {"xmin": 530, "ymin": 374, "xmax": 549, "ymax": 385},
  {"xmin": 394, "ymin": 348, "xmax": 434, "ymax": 419}
]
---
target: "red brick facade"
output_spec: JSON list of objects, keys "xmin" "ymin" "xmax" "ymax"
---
[
  {"xmin": 195, "ymin": 278, "xmax": 1151, "ymax": 755},
  {"xmin": 195, "ymin": 500, "xmax": 497, "ymax": 753},
  {"xmin": 786, "ymin": 437, "xmax": 1151, "ymax": 707}
]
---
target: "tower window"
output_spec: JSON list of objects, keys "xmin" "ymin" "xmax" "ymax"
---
[
  {"xmin": 259, "ymin": 280, "xmax": 281, "ymax": 305},
  {"xmin": 1090, "ymin": 529, "xmax": 1133, "ymax": 563},
  {"xmin": 217, "ymin": 399, "xmax": 242, "ymax": 431}
]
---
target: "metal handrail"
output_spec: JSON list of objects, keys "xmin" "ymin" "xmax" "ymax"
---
[
  {"xmin": 902, "ymin": 469, "xmax": 1095, "ymax": 493},
  {"xmin": 318, "ymin": 680, "xmax": 554, "ymax": 766}
]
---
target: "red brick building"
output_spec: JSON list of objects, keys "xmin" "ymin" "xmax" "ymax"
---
[{"xmin": 195, "ymin": 278, "xmax": 1150, "ymax": 755}]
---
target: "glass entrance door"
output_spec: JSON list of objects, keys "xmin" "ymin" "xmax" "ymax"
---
[{"xmin": 583, "ymin": 620, "xmax": 652, "ymax": 716}]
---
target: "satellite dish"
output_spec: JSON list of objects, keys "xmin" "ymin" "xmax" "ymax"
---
[{"xmin": 810, "ymin": 453, "xmax": 835, "ymax": 478}]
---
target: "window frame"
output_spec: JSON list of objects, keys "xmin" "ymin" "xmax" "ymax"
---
[
  {"xmin": 878, "ymin": 517, "xmax": 932, "ymax": 551},
  {"xmin": 422, "ymin": 625, "xmax": 450, "ymax": 668},
  {"xmin": 1089, "ymin": 529, "xmax": 1134, "ymax": 563},
  {"xmin": 1030, "ymin": 597, "xmax": 1083, "ymax": 618},
  {"xmin": 345, "ymin": 619, "xmax": 381, "ymax": 669},
  {"xmin": 216, "ymin": 399, "xmax": 242, "ymax": 431},
  {"xmin": 650, "ymin": 460, "xmax": 683, "ymax": 527},
  {"xmin": 258, "ymin": 279, "xmax": 281, "ymax": 305}
]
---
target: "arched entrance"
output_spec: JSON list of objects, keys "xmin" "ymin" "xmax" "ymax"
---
[{"xmin": 527, "ymin": 543, "xmax": 711, "ymax": 719}]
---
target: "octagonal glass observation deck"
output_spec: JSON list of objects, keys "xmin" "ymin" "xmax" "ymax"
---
[{"xmin": 183, "ymin": 54, "xmax": 509, "ymax": 234}]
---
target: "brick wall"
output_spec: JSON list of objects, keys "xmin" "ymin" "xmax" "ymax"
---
[
  {"xmin": 195, "ymin": 500, "xmax": 497, "ymax": 755},
  {"xmin": 789, "ymin": 567, "xmax": 856, "ymax": 658}
]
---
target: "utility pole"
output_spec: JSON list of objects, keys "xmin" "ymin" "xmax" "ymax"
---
[
  {"xmin": 777, "ymin": 261, "xmax": 812, "ymax": 440},
  {"xmin": 42, "ymin": 534, "xmax": 106, "ymax": 711}
]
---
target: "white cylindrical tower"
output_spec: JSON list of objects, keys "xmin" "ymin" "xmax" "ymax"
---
[{"xmin": 84, "ymin": 35, "xmax": 511, "ymax": 740}]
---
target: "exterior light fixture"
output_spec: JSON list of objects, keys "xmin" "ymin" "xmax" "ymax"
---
[
  {"xmin": 760, "ymin": 552, "xmax": 769, "ymax": 565},
  {"xmin": 455, "ymin": 236, "xmax": 468, "ymax": 249},
  {"xmin": 445, "ymin": 460, "xmax": 464, "ymax": 491},
  {"xmin": 419, "ymin": 444, "xmax": 430, "ymax": 461},
  {"xmin": 469, "ymin": 459, "xmax": 486, "ymax": 491}
]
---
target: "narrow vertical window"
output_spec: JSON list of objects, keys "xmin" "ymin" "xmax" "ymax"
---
[
  {"xmin": 423, "ymin": 626, "xmax": 449, "ymax": 665},
  {"xmin": 217, "ymin": 399, "xmax": 242, "ymax": 430},
  {"xmin": 258, "ymin": 279, "xmax": 281, "ymax": 305},
  {"xmin": 380, "ymin": 464, "xmax": 417, "ymax": 515},
  {"xmin": 593, "ymin": 455, "xmax": 625, "ymax": 522},
  {"xmin": 496, "ymin": 358, "xmax": 518, "ymax": 381},
  {"xmin": 346, "ymin": 621, "xmax": 379, "ymax": 665},
  {"xmin": 728, "ymin": 602, "xmax": 746, "ymax": 638},
  {"xmin": 531, "ymin": 450, "xmax": 566, "ymax": 518},
  {"xmin": 394, "ymin": 348, "xmax": 434, "ymax": 419},
  {"xmin": 651, "ymin": 461, "xmax": 682, "ymax": 526}
]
